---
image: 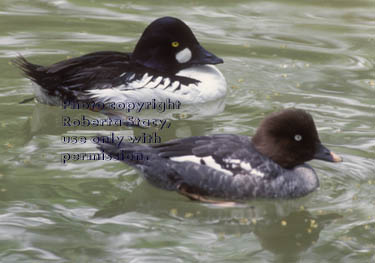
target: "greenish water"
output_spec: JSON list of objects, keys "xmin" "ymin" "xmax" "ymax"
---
[{"xmin": 1, "ymin": 0, "xmax": 374, "ymax": 262}]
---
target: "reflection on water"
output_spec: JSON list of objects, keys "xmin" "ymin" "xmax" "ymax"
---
[
  {"xmin": 0, "ymin": 0, "xmax": 374, "ymax": 262},
  {"xmin": 94, "ymin": 187, "xmax": 342, "ymax": 262},
  {"xmin": 253, "ymin": 210, "xmax": 341, "ymax": 262}
]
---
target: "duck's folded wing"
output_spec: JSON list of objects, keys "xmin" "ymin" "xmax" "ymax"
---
[
  {"xmin": 15, "ymin": 51, "xmax": 201, "ymax": 103},
  {"xmin": 154, "ymin": 134, "xmax": 280, "ymax": 178},
  {"xmin": 150, "ymin": 135, "xmax": 281, "ymax": 199}
]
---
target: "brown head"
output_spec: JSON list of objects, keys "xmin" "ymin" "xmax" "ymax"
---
[{"xmin": 252, "ymin": 108, "xmax": 342, "ymax": 169}]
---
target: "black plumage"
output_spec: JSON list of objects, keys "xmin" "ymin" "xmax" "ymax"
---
[{"xmin": 14, "ymin": 17, "xmax": 223, "ymax": 105}]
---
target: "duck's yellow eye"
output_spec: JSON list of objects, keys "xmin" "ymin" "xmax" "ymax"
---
[{"xmin": 171, "ymin": 41, "xmax": 179, "ymax": 48}]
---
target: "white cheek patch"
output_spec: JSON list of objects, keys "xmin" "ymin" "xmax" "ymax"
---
[{"xmin": 175, "ymin": 48, "xmax": 192, "ymax": 64}]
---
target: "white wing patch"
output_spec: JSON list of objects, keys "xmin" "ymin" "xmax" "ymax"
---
[
  {"xmin": 240, "ymin": 162, "xmax": 252, "ymax": 171},
  {"xmin": 170, "ymin": 155, "xmax": 233, "ymax": 175},
  {"xmin": 252, "ymin": 169, "xmax": 265, "ymax": 178},
  {"xmin": 224, "ymin": 158, "xmax": 265, "ymax": 178}
]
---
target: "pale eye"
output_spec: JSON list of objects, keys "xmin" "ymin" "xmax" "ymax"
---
[{"xmin": 294, "ymin": 134, "xmax": 303, "ymax": 142}]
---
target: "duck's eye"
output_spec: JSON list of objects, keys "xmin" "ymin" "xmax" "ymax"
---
[
  {"xmin": 171, "ymin": 41, "xmax": 180, "ymax": 48},
  {"xmin": 294, "ymin": 134, "xmax": 303, "ymax": 142}
]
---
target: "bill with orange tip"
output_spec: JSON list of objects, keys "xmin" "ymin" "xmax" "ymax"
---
[{"xmin": 313, "ymin": 143, "xmax": 343, "ymax": 163}]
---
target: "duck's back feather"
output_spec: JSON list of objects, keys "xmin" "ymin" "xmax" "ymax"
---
[{"xmin": 14, "ymin": 52, "xmax": 202, "ymax": 104}]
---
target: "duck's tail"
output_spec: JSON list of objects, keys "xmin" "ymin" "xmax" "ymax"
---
[
  {"xmin": 12, "ymin": 56, "xmax": 46, "ymax": 86},
  {"xmin": 19, "ymin": 97, "xmax": 35, "ymax": 104},
  {"xmin": 13, "ymin": 56, "xmax": 44, "ymax": 103},
  {"xmin": 13, "ymin": 55, "xmax": 69, "ymax": 104},
  {"xmin": 96, "ymin": 139, "xmax": 183, "ymax": 190},
  {"xmin": 96, "ymin": 139, "xmax": 155, "ymax": 166}
]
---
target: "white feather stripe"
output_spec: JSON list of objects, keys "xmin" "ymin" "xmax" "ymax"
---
[
  {"xmin": 224, "ymin": 158, "xmax": 265, "ymax": 178},
  {"xmin": 162, "ymin": 78, "xmax": 171, "ymax": 89},
  {"xmin": 129, "ymin": 73, "xmax": 153, "ymax": 89},
  {"xmin": 87, "ymin": 65, "xmax": 226, "ymax": 104},
  {"xmin": 128, "ymin": 73, "xmax": 135, "ymax": 81},
  {"xmin": 171, "ymin": 81, "xmax": 180, "ymax": 90},
  {"xmin": 144, "ymin": 76, "xmax": 163, "ymax": 89},
  {"xmin": 171, "ymin": 155, "xmax": 233, "ymax": 175}
]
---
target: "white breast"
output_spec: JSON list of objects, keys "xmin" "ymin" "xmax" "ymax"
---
[{"xmin": 175, "ymin": 65, "xmax": 227, "ymax": 103}]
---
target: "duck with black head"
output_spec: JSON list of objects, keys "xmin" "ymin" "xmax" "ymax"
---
[{"xmin": 14, "ymin": 17, "xmax": 226, "ymax": 108}]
